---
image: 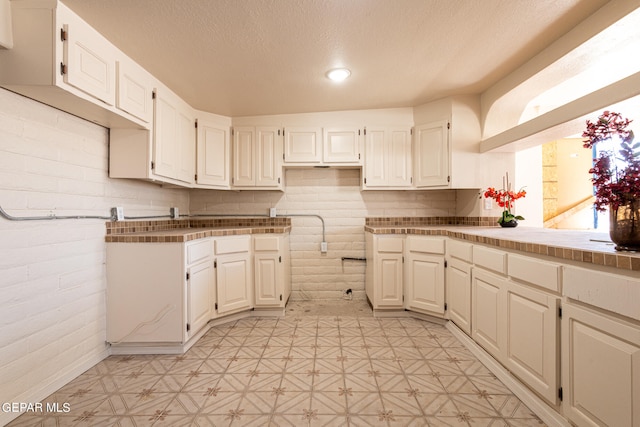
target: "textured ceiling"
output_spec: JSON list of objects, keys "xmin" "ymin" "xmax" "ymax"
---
[{"xmin": 61, "ymin": 0, "xmax": 609, "ymax": 117}]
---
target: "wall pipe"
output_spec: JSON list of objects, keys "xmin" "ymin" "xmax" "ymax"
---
[
  {"xmin": 0, "ymin": 205, "xmax": 327, "ymax": 243},
  {"xmin": 0, "ymin": 204, "xmax": 113, "ymax": 221}
]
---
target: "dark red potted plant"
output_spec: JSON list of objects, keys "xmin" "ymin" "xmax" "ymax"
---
[{"xmin": 583, "ymin": 111, "xmax": 640, "ymax": 250}]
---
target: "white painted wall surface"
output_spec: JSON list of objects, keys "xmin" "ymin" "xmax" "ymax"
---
[{"xmin": 0, "ymin": 88, "xmax": 189, "ymax": 425}]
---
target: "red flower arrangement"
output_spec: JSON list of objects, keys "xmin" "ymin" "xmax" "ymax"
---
[
  {"xmin": 484, "ymin": 172, "xmax": 526, "ymax": 224},
  {"xmin": 582, "ymin": 111, "xmax": 640, "ymax": 211}
]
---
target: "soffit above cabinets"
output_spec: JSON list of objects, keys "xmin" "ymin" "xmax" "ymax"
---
[{"xmin": 60, "ymin": 0, "xmax": 608, "ymax": 117}]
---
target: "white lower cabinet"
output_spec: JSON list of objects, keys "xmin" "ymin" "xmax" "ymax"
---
[
  {"xmin": 446, "ymin": 257, "xmax": 472, "ymax": 334},
  {"xmin": 106, "ymin": 238, "xmax": 215, "ymax": 351},
  {"xmin": 365, "ymin": 233, "xmax": 404, "ymax": 309},
  {"xmin": 504, "ymin": 280, "xmax": 560, "ymax": 405},
  {"xmin": 186, "ymin": 258, "xmax": 214, "ymax": 339},
  {"xmin": 446, "ymin": 239, "xmax": 473, "ymax": 335},
  {"xmin": 471, "ymin": 267, "xmax": 507, "ymax": 359},
  {"xmin": 106, "ymin": 233, "xmax": 295, "ymax": 353},
  {"xmin": 471, "ymin": 266, "xmax": 561, "ymax": 406},
  {"xmin": 562, "ymin": 302, "xmax": 640, "ymax": 427},
  {"xmin": 215, "ymin": 236, "xmax": 253, "ymax": 314},
  {"xmin": 404, "ymin": 236, "xmax": 445, "ymax": 316},
  {"xmin": 254, "ymin": 234, "xmax": 291, "ymax": 308}
]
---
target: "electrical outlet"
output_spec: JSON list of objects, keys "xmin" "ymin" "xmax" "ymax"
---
[
  {"xmin": 170, "ymin": 207, "xmax": 179, "ymax": 219},
  {"xmin": 269, "ymin": 208, "xmax": 276, "ymax": 218},
  {"xmin": 484, "ymin": 198, "xmax": 493, "ymax": 210},
  {"xmin": 111, "ymin": 207, "xmax": 125, "ymax": 221},
  {"xmin": 320, "ymin": 242, "xmax": 328, "ymax": 253}
]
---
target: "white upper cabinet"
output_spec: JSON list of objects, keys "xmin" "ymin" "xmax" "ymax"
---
[
  {"xmin": 116, "ymin": 56, "xmax": 154, "ymax": 123},
  {"xmin": 153, "ymin": 87, "xmax": 195, "ymax": 184},
  {"xmin": 196, "ymin": 118, "xmax": 230, "ymax": 189},
  {"xmin": 282, "ymin": 125, "xmax": 363, "ymax": 166},
  {"xmin": 284, "ymin": 127, "xmax": 322, "ymax": 164},
  {"xmin": 232, "ymin": 126, "xmax": 283, "ymax": 189},
  {"xmin": 414, "ymin": 120, "xmax": 449, "ymax": 188},
  {"xmin": 0, "ymin": 1, "xmax": 150, "ymax": 128},
  {"xmin": 61, "ymin": 12, "xmax": 116, "ymax": 106},
  {"xmin": 363, "ymin": 126, "xmax": 412, "ymax": 189},
  {"xmin": 323, "ymin": 127, "xmax": 362, "ymax": 164}
]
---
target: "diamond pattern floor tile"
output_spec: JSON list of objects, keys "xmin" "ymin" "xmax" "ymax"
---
[{"xmin": 5, "ymin": 299, "xmax": 546, "ymax": 426}]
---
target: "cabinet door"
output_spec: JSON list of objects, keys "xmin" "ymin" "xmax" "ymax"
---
[
  {"xmin": 562, "ymin": 303, "xmax": 640, "ymax": 427},
  {"xmin": 62, "ymin": 20, "xmax": 116, "ymax": 106},
  {"xmin": 154, "ymin": 88, "xmax": 195, "ymax": 184},
  {"xmin": 364, "ymin": 128, "xmax": 387, "ymax": 187},
  {"xmin": 186, "ymin": 260, "xmax": 213, "ymax": 338},
  {"xmin": 414, "ymin": 121, "xmax": 449, "ymax": 187},
  {"xmin": 505, "ymin": 281, "xmax": 560, "ymax": 405},
  {"xmin": 232, "ymin": 127, "xmax": 255, "ymax": 186},
  {"xmin": 116, "ymin": 57, "xmax": 154, "ymax": 123},
  {"xmin": 471, "ymin": 268, "xmax": 507, "ymax": 359},
  {"xmin": 197, "ymin": 121, "xmax": 230, "ymax": 188},
  {"xmin": 255, "ymin": 126, "xmax": 282, "ymax": 188},
  {"xmin": 324, "ymin": 127, "xmax": 361, "ymax": 164},
  {"xmin": 364, "ymin": 127, "xmax": 412, "ymax": 188},
  {"xmin": 216, "ymin": 252, "xmax": 252, "ymax": 314},
  {"xmin": 388, "ymin": 127, "xmax": 412, "ymax": 187},
  {"xmin": 377, "ymin": 253, "xmax": 404, "ymax": 308},
  {"xmin": 254, "ymin": 252, "xmax": 282, "ymax": 306},
  {"xmin": 405, "ymin": 252, "xmax": 445, "ymax": 315},
  {"xmin": 284, "ymin": 126, "xmax": 322, "ymax": 163},
  {"xmin": 446, "ymin": 258, "xmax": 472, "ymax": 335}
]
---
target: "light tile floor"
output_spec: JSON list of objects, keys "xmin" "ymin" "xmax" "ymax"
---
[{"xmin": 7, "ymin": 300, "xmax": 545, "ymax": 426}]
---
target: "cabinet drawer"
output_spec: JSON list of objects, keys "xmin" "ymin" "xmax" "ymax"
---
[
  {"xmin": 186, "ymin": 239, "xmax": 212, "ymax": 265},
  {"xmin": 564, "ymin": 266, "xmax": 640, "ymax": 320},
  {"xmin": 215, "ymin": 236, "xmax": 251, "ymax": 255},
  {"xmin": 407, "ymin": 236, "xmax": 445, "ymax": 254},
  {"xmin": 508, "ymin": 254, "xmax": 561, "ymax": 293},
  {"xmin": 473, "ymin": 245, "xmax": 507, "ymax": 275},
  {"xmin": 448, "ymin": 239, "xmax": 473, "ymax": 263},
  {"xmin": 376, "ymin": 237, "xmax": 403, "ymax": 253},
  {"xmin": 254, "ymin": 235, "xmax": 280, "ymax": 252}
]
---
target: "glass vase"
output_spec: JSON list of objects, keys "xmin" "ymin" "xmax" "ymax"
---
[{"xmin": 609, "ymin": 201, "xmax": 640, "ymax": 251}]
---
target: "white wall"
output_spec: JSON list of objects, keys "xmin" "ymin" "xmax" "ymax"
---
[
  {"xmin": 190, "ymin": 168, "xmax": 457, "ymax": 300},
  {"xmin": 515, "ymin": 145, "xmax": 543, "ymax": 227},
  {"xmin": 0, "ymin": 88, "xmax": 189, "ymax": 424}
]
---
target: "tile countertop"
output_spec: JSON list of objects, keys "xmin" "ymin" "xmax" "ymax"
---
[
  {"xmin": 105, "ymin": 226, "xmax": 292, "ymax": 243},
  {"xmin": 104, "ymin": 218, "xmax": 293, "ymax": 243},
  {"xmin": 365, "ymin": 225, "xmax": 640, "ymax": 273}
]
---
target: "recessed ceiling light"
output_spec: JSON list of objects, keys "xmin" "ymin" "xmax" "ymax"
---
[{"xmin": 326, "ymin": 68, "xmax": 351, "ymax": 82}]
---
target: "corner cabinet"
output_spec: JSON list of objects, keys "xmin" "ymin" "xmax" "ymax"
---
[
  {"xmin": 232, "ymin": 126, "xmax": 283, "ymax": 190},
  {"xmin": 106, "ymin": 238, "xmax": 215, "ymax": 353},
  {"xmin": 365, "ymin": 233, "xmax": 404, "ymax": 309},
  {"xmin": 414, "ymin": 120, "xmax": 450, "ymax": 188},
  {"xmin": 214, "ymin": 236, "xmax": 253, "ymax": 314},
  {"xmin": 153, "ymin": 87, "xmax": 196, "ymax": 184},
  {"xmin": 195, "ymin": 117, "xmax": 231, "ymax": 189},
  {"xmin": 404, "ymin": 236, "xmax": 446, "ymax": 316}
]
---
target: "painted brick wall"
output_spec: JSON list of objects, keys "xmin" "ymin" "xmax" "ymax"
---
[
  {"xmin": 0, "ymin": 88, "xmax": 189, "ymax": 423},
  {"xmin": 190, "ymin": 168, "xmax": 457, "ymax": 300}
]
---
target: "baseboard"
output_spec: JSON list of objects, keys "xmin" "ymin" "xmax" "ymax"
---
[
  {"xmin": 0, "ymin": 348, "xmax": 110, "ymax": 426},
  {"xmin": 446, "ymin": 322, "xmax": 570, "ymax": 427}
]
